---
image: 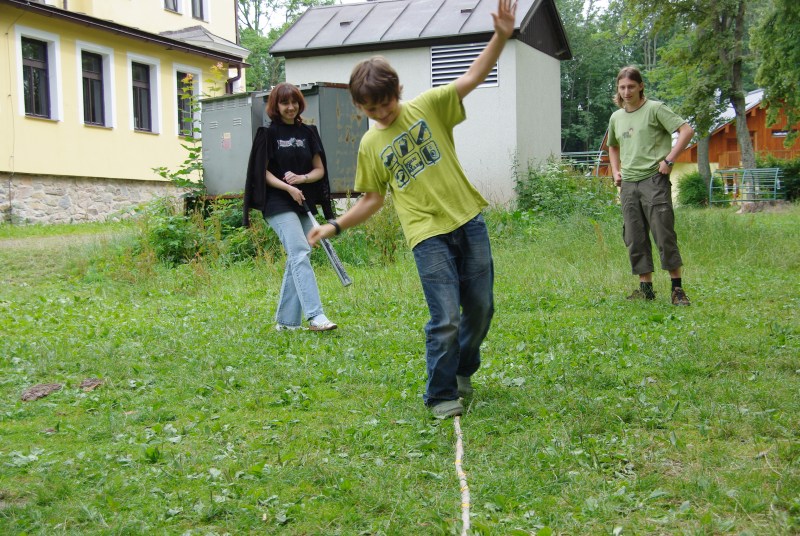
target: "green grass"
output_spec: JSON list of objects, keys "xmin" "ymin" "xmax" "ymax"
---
[{"xmin": 1, "ymin": 205, "xmax": 798, "ymax": 535}]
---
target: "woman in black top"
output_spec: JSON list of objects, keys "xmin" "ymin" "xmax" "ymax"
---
[{"xmin": 262, "ymin": 83, "xmax": 336, "ymax": 331}]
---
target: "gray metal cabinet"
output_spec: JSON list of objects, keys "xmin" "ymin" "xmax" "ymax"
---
[{"xmin": 201, "ymin": 83, "xmax": 367, "ymax": 196}]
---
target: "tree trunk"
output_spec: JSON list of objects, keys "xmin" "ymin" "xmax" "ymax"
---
[
  {"xmin": 697, "ymin": 136, "xmax": 711, "ymax": 183},
  {"xmin": 729, "ymin": 0, "xmax": 759, "ymax": 212}
]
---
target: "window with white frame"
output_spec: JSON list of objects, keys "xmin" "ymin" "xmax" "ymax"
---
[
  {"xmin": 128, "ymin": 55, "xmax": 160, "ymax": 133},
  {"xmin": 191, "ymin": 0, "xmax": 208, "ymax": 21},
  {"xmin": 77, "ymin": 42, "xmax": 114, "ymax": 127},
  {"xmin": 164, "ymin": 0, "xmax": 179, "ymax": 12},
  {"xmin": 431, "ymin": 43, "xmax": 497, "ymax": 88},
  {"xmin": 16, "ymin": 26, "xmax": 61, "ymax": 120},
  {"xmin": 22, "ymin": 37, "xmax": 50, "ymax": 117},
  {"xmin": 82, "ymin": 52, "xmax": 104, "ymax": 125},
  {"xmin": 174, "ymin": 66, "xmax": 201, "ymax": 137}
]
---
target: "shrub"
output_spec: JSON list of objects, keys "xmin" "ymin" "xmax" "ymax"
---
[
  {"xmin": 332, "ymin": 194, "xmax": 405, "ymax": 266},
  {"xmin": 677, "ymin": 171, "xmax": 710, "ymax": 207},
  {"xmin": 514, "ymin": 160, "xmax": 618, "ymax": 218},
  {"xmin": 756, "ymin": 154, "xmax": 800, "ymax": 202}
]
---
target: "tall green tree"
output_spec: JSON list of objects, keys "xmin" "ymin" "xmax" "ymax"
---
[
  {"xmin": 237, "ymin": 0, "xmax": 333, "ymax": 91},
  {"xmin": 751, "ymin": 0, "xmax": 800, "ymax": 147},
  {"xmin": 557, "ymin": 0, "xmax": 629, "ymax": 152},
  {"xmin": 625, "ymin": 0, "xmax": 763, "ymax": 170}
]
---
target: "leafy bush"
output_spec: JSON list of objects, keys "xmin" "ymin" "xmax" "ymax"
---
[
  {"xmin": 677, "ymin": 171, "xmax": 711, "ymax": 207},
  {"xmin": 136, "ymin": 197, "xmax": 280, "ymax": 266},
  {"xmin": 514, "ymin": 160, "xmax": 618, "ymax": 218},
  {"xmin": 756, "ymin": 154, "xmax": 800, "ymax": 201}
]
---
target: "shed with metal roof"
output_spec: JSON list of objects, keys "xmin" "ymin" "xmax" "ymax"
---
[{"xmin": 270, "ymin": 0, "xmax": 572, "ymax": 203}]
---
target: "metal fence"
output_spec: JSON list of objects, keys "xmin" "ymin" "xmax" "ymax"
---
[{"xmin": 709, "ymin": 167, "xmax": 783, "ymax": 204}]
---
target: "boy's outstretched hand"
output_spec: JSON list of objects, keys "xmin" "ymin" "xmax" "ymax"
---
[
  {"xmin": 307, "ymin": 225, "xmax": 333, "ymax": 248},
  {"xmin": 493, "ymin": 0, "xmax": 517, "ymax": 40}
]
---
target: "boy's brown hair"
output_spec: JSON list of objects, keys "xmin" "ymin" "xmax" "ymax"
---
[
  {"xmin": 348, "ymin": 56, "xmax": 402, "ymax": 106},
  {"xmin": 266, "ymin": 82, "xmax": 306, "ymax": 125}
]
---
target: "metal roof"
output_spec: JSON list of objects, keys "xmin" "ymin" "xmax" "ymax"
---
[{"xmin": 270, "ymin": 0, "xmax": 572, "ymax": 60}]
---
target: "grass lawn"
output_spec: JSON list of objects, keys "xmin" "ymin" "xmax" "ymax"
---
[{"xmin": 0, "ymin": 205, "xmax": 798, "ymax": 535}]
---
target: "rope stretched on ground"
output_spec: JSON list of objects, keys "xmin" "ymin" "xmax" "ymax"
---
[{"xmin": 454, "ymin": 415, "xmax": 470, "ymax": 535}]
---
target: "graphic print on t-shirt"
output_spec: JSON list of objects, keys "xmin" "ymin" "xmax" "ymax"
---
[
  {"xmin": 277, "ymin": 137, "xmax": 306, "ymax": 149},
  {"xmin": 380, "ymin": 119, "xmax": 441, "ymax": 190}
]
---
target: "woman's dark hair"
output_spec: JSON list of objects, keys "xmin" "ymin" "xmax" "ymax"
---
[
  {"xmin": 266, "ymin": 83, "xmax": 305, "ymax": 125},
  {"xmin": 613, "ymin": 66, "xmax": 645, "ymax": 108}
]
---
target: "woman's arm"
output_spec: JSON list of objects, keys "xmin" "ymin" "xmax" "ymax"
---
[
  {"xmin": 285, "ymin": 153, "xmax": 325, "ymax": 185},
  {"xmin": 266, "ymin": 170, "xmax": 305, "ymax": 205}
]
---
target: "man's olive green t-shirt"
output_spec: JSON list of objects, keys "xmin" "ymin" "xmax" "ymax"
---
[{"xmin": 607, "ymin": 99, "xmax": 686, "ymax": 182}]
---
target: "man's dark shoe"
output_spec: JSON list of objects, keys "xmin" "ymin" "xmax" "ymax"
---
[
  {"xmin": 671, "ymin": 287, "xmax": 691, "ymax": 306},
  {"xmin": 627, "ymin": 289, "xmax": 655, "ymax": 301}
]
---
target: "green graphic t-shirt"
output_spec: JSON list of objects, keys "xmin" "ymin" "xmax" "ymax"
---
[
  {"xmin": 354, "ymin": 83, "xmax": 488, "ymax": 249},
  {"xmin": 607, "ymin": 99, "xmax": 686, "ymax": 182}
]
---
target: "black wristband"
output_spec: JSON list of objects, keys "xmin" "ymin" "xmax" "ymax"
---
[{"xmin": 328, "ymin": 220, "xmax": 341, "ymax": 235}]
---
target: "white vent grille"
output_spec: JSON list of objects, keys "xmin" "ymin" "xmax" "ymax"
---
[{"xmin": 431, "ymin": 43, "xmax": 497, "ymax": 88}]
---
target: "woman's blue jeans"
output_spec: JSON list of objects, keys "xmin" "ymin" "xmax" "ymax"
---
[
  {"xmin": 412, "ymin": 214, "xmax": 494, "ymax": 406},
  {"xmin": 266, "ymin": 210, "xmax": 324, "ymax": 327}
]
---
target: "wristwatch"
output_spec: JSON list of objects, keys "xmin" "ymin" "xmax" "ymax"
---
[{"xmin": 664, "ymin": 159, "xmax": 674, "ymax": 167}]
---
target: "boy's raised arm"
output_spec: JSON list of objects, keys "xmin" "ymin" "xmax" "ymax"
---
[{"xmin": 454, "ymin": 0, "xmax": 517, "ymax": 100}]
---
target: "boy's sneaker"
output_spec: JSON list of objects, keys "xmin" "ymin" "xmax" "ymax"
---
[
  {"xmin": 671, "ymin": 287, "xmax": 691, "ymax": 306},
  {"xmin": 456, "ymin": 375, "xmax": 474, "ymax": 397},
  {"xmin": 275, "ymin": 324, "xmax": 306, "ymax": 331},
  {"xmin": 309, "ymin": 314, "xmax": 337, "ymax": 331},
  {"xmin": 627, "ymin": 289, "xmax": 655, "ymax": 301},
  {"xmin": 431, "ymin": 399, "xmax": 463, "ymax": 419}
]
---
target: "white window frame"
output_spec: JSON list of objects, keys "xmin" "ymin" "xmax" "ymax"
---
[
  {"xmin": 76, "ymin": 41, "xmax": 116, "ymax": 128},
  {"xmin": 191, "ymin": 0, "xmax": 209, "ymax": 21},
  {"xmin": 127, "ymin": 53, "xmax": 162, "ymax": 134},
  {"xmin": 15, "ymin": 25, "xmax": 63, "ymax": 120},
  {"xmin": 172, "ymin": 63, "xmax": 202, "ymax": 138},
  {"xmin": 431, "ymin": 43, "xmax": 498, "ymax": 88},
  {"xmin": 164, "ymin": 0, "xmax": 183, "ymax": 14}
]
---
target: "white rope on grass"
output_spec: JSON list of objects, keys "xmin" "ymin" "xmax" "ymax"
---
[{"xmin": 453, "ymin": 415, "xmax": 471, "ymax": 536}]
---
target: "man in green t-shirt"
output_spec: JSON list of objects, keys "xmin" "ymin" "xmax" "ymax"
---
[
  {"xmin": 607, "ymin": 66, "xmax": 694, "ymax": 306},
  {"xmin": 309, "ymin": 0, "xmax": 518, "ymax": 418}
]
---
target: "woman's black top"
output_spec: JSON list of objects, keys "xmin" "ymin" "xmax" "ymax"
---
[
  {"xmin": 243, "ymin": 122, "xmax": 333, "ymax": 226},
  {"xmin": 264, "ymin": 122, "xmax": 322, "ymax": 217}
]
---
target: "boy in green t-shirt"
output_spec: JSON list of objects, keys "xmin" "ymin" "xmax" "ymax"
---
[
  {"xmin": 607, "ymin": 66, "xmax": 694, "ymax": 306},
  {"xmin": 308, "ymin": 0, "xmax": 518, "ymax": 418}
]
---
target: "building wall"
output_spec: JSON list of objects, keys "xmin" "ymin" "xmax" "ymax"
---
[
  {"xmin": 0, "ymin": 172, "xmax": 183, "ymax": 225},
  {"xmin": 678, "ymin": 105, "xmax": 800, "ymax": 168},
  {"xmin": 0, "ymin": 4, "xmax": 231, "ymax": 224},
  {"xmin": 2, "ymin": 9, "xmax": 223, "ymax": 179},
  {"xmin": 284, "ymin": 41, "xmax": 562, "ymax": 205},
  {"xmin": 514, "ymin": 42, "xmax": 561, "ymax": 196},
  {"xmin": 62, "ymin": 0, "xmax": 237, "ymax": 43}
]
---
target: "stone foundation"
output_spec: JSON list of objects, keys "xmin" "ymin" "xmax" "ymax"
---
[{"xmin": 0, "ymin": 173, "xmax": 185, "ymax": 225}]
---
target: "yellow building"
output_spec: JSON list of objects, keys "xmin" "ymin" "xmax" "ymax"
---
[{"xmin": 0, "ymin": 0, "xmax": 249, "ymax": 224}]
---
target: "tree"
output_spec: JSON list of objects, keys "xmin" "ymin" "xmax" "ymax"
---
[
  {"xmin": 751, "ymin": 0, "xmax": 800, "ymax": 147},
  {"xmin": 240, "ymin": 27, "xmax": 285, "ymax": 91},
  {"xmin": 237, "ymin": 0, "xmax": 333, "ymax": 91},
  {"xmin": 557, "ymin": 0, "xmax": 629, "ymax": 153},
  {"xmin": 625, "ymin": 0, "xmax": 763, "ymax": 171}
]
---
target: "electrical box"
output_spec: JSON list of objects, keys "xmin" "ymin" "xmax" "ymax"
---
[{"xmin": 201, "ymin": 83, "xmax": 367, "ymax": 196}]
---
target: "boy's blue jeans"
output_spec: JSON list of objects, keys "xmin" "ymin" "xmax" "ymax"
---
[
  {"xmin": 267, "ymin": 210, "xmax": 324, "ymax": 327},
  {"xmin": 412, "ymin": 214, "xmax": 494, "ymax": 406}
]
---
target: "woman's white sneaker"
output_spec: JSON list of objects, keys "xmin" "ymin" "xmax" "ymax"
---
[{"xmin": 309, "ymin": 314, "xmax": 337, "ymax": 331}]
